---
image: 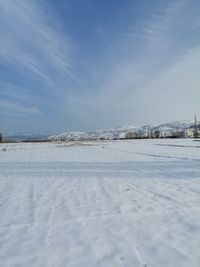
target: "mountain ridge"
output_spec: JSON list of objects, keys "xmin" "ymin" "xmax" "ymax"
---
[{"xmin": 50, "ymin": 120, "xmax": 198, "ymax": 141}]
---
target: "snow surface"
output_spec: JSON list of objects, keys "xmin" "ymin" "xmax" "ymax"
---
[{"xmin": 0, "ymin": 139, "xmax": 200, "ymax": 267}]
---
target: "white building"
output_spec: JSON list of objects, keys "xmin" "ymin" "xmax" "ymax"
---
[{"xmin": 185, "ymin": 129, "xmax": 194, "ymax": 138}]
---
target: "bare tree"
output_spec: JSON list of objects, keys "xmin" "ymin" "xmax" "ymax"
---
[
  {"xmin": 0, "ymin": 132, "xmax": 3, "ymax": 143},
  {"xmin": 194, "ymin": 115, "xmax": 198, "ymax": 138}
]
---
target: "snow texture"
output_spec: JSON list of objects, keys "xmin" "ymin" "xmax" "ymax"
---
[{"xmin": 0, "ymin": 139, "xmax": 200, "ymax": 267}]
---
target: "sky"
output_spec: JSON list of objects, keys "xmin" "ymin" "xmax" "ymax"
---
[{"xmin": 0, "ymin": 0, "xmax": 200, "ymax": 134}]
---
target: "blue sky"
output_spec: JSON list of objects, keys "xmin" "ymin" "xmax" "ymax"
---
[{"xmin": 0, "ymin": 0, "xmax": 200, "ymax": 134}]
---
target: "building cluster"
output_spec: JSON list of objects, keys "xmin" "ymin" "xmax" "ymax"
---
[
  {"xmin": 122, "ymin": 116, "xmax": 200, "ymax": 140},
  {"xmin": 122, "ymin": 127, "xmax": 198, "ymax": 139}
]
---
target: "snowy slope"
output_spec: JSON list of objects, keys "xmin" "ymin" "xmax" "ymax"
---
[
  {"xmin": 50, "ymin": 121, "xmax": 194, "ymax": 141},
  {"xmin": 153, "ymin": 120, "xmax": 193, "ymax": 131},
  {"xmin": 0, "ymin": 139, "xmax": 200, "ymax": 267}
]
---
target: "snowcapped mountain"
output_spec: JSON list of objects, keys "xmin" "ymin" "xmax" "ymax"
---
[
  {"xmin": 50, "ymin": 120, "xmax": 196, "ymax": 141},
  {"xmin": 154, "ymin": 120, "xmax": 193, "ymax": 131}
]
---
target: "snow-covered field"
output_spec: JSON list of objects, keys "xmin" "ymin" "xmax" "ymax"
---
[{"xmin": 0, "ymin": 139, "xmax": 200, "ymax": 267}]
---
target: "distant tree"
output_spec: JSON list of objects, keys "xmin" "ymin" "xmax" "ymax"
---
[
  {"xmin": 0, "ymin": 132, "xmax": 3, "ymax": 143},
  {"xmin": 154, "ymin": 130, "xmax": 160, "ymax": 138},
  {"xmin": 125, "ymin": 131, "xmax": 136, "ymax": 139},
  {"xmin": 194, "ymin": 114, "xmax": 198, "ymax": 138}
]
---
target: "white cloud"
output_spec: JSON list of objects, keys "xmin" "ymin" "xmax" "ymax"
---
[
  {"xmin": 0, "ymin": 0, "xmax": 82, "ymax": 129},
  {"xmin": 68, "ymin": 0, "xmax": 200, "ymax": 127},
  {"xmin": 0, "ymin": 0, "xmax": 75, "ymax": 85},
  {"xmin": 0, "ymin": 100, "xmax": 41, "ymax": 117},
  {"xmin": 1, "ymin": 0, "xmax": 200, "ymax": 132}
]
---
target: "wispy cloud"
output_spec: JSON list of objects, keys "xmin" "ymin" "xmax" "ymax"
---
[
  {"xmin": 0, "ymin": 0, "xmax": 75, "ymax": 85},
  {"xmin": 0, "ymin": 83, "xmax": 42, "ymax": 119},
  {"xmin": 1, "ymin": 0, "xmax": 200, "ymax": 133},
  {"xmin": 0, "ymin": 0, "xmax": 81, "ymax": 131},
  {"xmin": 70, "ymin": 0, "xmax": 200, "ymax": 128},
  {"xmin": 0, "ymin": 100, "xmax": 41, "ymax": 117}
]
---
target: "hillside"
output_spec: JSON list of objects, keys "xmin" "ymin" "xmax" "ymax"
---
[{"xmin": 50, "ymin": 120, "xmax": 195, "ymax": 141}]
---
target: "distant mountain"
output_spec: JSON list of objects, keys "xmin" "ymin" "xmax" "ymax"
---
[
  {"xmin": 4, "ymin": 133, "xmax": 49, "ymax": 142},
  {"xmin": 3, "ymin": 120, "xmax": 197, "ymax": 142},
  {"xmin": 153, "ymin": 120, "xmax": 193, "ymax": 131},
  {"xmin": 50, "ymin": 120, "xmax": 196, "ymax": 141}
]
